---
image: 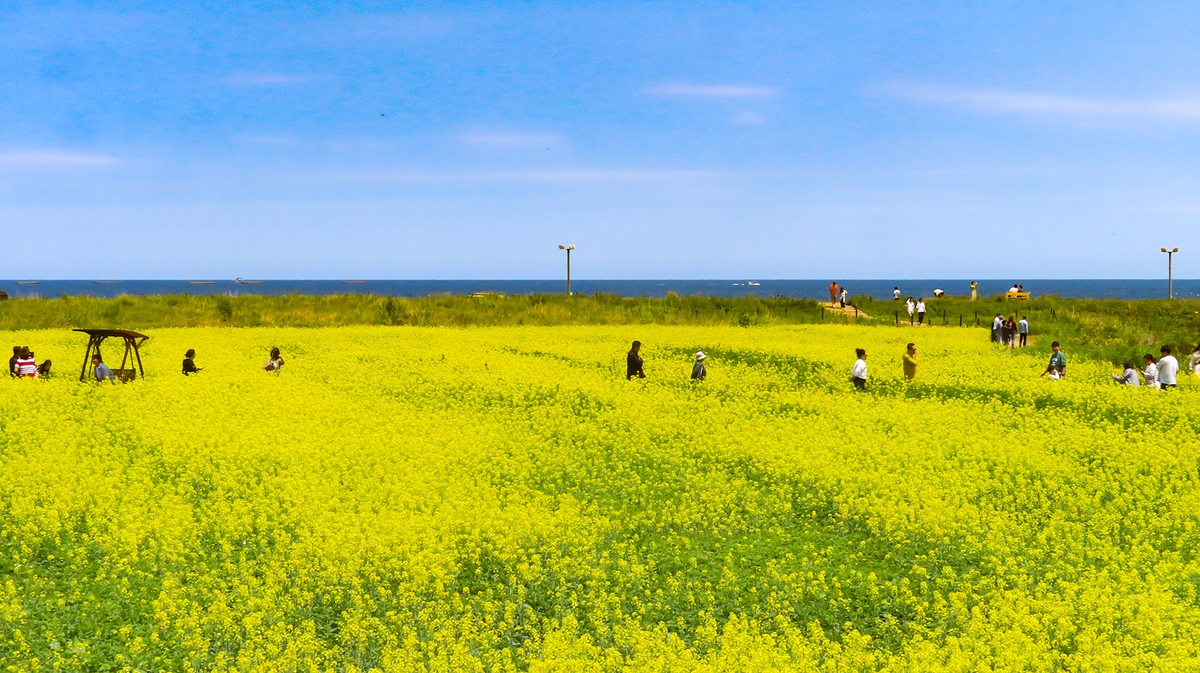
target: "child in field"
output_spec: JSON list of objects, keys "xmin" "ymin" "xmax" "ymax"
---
[
  {"xmin": 1112, "ymin": 361, "xmax": 1140, "ymax": 387},
  {"xmin": 851, "ymin": 348, "xmax": 867, "ymax": 390},
  {"xmin": 691, "ymin": 352, "xmax": 707, "ymax": 382},
  {"xmin": 263, "ymin": 348, "xmax": 284, "ymax": 374},
  {"xmin": 183, "ymin": 349, "xmax": 202, "ymax": 375},
  {"xmin": 1142, "ymin": 354, "xmax": 1159, "ymax": 389}
]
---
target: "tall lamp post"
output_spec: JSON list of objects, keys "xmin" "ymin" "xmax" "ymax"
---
[
  {"xmin": 1162, "ymin": 247, "xmax": 1179, "ymax": 299},
  {"xmin": 558, "ymin": 244, "xmax": 575, "ymax": 295}
]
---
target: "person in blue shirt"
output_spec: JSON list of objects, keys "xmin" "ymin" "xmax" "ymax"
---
[{"xmin": 93, "ymin": 354, "xmax": 116, "ymax": 383}]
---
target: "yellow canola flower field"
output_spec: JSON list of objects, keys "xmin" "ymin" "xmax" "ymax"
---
[{"xmin": 1, "ymin": 324, "xmax": 1199, "ymax": 672}]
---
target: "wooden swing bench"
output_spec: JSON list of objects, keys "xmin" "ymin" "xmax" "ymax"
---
[{"xmin": 74, "ymin": 329, "xmax": 149, "ymax": 382}]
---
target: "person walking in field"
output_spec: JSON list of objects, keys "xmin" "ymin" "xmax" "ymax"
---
[
  {"xmin": 829, "ymin": 281, "xmax": 839, "ymax": 306},
  {"xmin": 1041, "ymin": 341, "xmax": 1066, "ymax": 378},
  {"xmin": 92, "ymin": 354, "xmax": 116, "ymax": 383},
  {"xmin": 183, "ymin": 349, "xmax": 202, "ymax": 375},
  {"xmin": 1142, "ymin": 354, "xmax": 1159, "ymax": 389},
  {"xmin": 1112, "ymin": 361, "xmax": 1140, "ymax": 387},
  {"xmin": 851, "ymin": 348, "xmax": 868, "ymax": 390},
  {"xmin": 970, "ymin": 281, "xmax": 978, "ymax": 300},
  {"xmin": 691, "ymin": 351, "xmax": 707, "ymax": 382},
  {"xmin": 1157, "ymin": 345, "xmax": 1178, "ymax": 390},
  {"xmin": 626, "ymin": 341, "xmax": 645, "ymax": 380},
  {"xmin": 1018, "ymin": 316, "xmax": 1029, "ymax": 347},
  {"xmin": 916, "ymin": 298, "xmax": 927, "ymax": 325},
  {"xmin": 902, "ymin": 343, "xmax": 918, "ymax": 380},
  {"xmin": 263, "ymin": 348, "xmax": 284, "ymax": 374}
]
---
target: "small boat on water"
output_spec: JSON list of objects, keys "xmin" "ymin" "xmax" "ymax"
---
[
  {"xmin": 747, "ymin": 281, "xmax": 760, "ymax": 286},
  {"xmin": 232, "ymin": 278, "xmax": 264, "ymax": 285},
  {"xmin": 15, "ymin": 281, "xmax": 40, "ymax": 285},
  {"xmin": 93, "ymin": 280, "xmax": 120, "ymax": 284},
  {"xmin": 187, "ymin": 281, "xmax": 216, "ymax": 285},
  {"xmin": 343, "ymin": 280, "xmax": 368, "ymax": 284}
]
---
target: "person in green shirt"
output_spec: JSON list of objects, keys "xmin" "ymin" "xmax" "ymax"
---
[
  {"xmin": 1041, "ymin": 341, "xmax": 1066, "ymax": 378},
  {"xmin": 902, "ymin": 343, "xmax": 918, "ymax": 380}
]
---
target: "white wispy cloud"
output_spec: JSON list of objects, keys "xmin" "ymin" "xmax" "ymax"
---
[
  {"xmin": 647, "ymin": 84, "xmax": 780, "ymax": 99},
  {"xmin": 455, "ymin": 132, "xmax": 565, "ymax": 148},
  {"xmin": 226, "ymin": 73, "xmax": 315, "ymax": 86},
  {"xmin": 333, "ymin": 169, "xmax": 719, "ymax": 183},
  {"xmin": 0, "ymin": 150, "xmax": 119, "ymax": 167},
  {"xmin": 881, "ymin": 83, "xmax": 1200, "ymax": 119}
]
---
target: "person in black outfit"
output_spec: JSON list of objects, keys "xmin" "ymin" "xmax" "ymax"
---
[
  {"xmin": 8, "ymin": 346, "xmax": 19, "ymax": 377},
  {"xmin": 183, "ymin": 348, "xmax": 202, "ymax": 375},
  {"xmin": 626, "ymin": 341, "xmax": 645, "ymax": 380}
]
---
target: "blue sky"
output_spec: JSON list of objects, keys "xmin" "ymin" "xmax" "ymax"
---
[{"xmin": 3, "ymin": 1, "xmax": 1199, "ymax": 279}]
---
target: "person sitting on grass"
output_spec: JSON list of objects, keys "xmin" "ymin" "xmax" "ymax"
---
[
  {"xmin": 1041, "ymin": 342, "xmax": 1066, "ymax": 379},
  {"xmin": 1142, "ymin": 354, "xmax": 1159, "ymax": 389},
  {"xmin": 93, "ymin": 354, "xmax": 116, "ymax": 383},
  {"xmin": 263, "ymin": 348, "xmax": 284, "ymax": 374},
  {"xmin": 851, "ymin": 348, "xmax": 868, "ymax": 390},
  {"xmin": 8, "ymin": 346, "xmax": 19, "ymax": 377},
  {"xmin": 1112, "ymin": 361, "xmax": 1140, "ymax": 387},
  {"xmin": 14, "ymin": 347, "xmax": 38, "ymax": 378},
  {"xmin": 691, "ymin": 351, "xmax": 707, "ymax": 382},
  {"xmin": 183, "ymin": 349, "xmax": 202, "ymax": 375}
]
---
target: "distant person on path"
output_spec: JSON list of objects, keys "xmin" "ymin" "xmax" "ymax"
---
[
  {"xmin": 183, "ymin": 349, "xmax": 202, "ymax": 375},
  {"xmin": 829, "ymin": 282, "xmax": 839, "ymax": 306},
  {"xmin": 263, "ymin": 348, "xmax": 285, "ymax": 374},
  {"xmin": 851, "ymin": 348, "xmax": 868, "ymax": 390},
  {"xmin": 14, "ymin": 347, "xmax": 38, "ymax": 378},
  {"xmin": 893, "ymin": 286, "xmax": 901, "ymax": 300},
  {"xmin": 1157, "ymin": 345, "xmax": 1179, "ymax": 390},
  {"xmin": 839, "ymin": 287, "xmax": 848, "ymax": 309},
  {"xmin": 8, "ymin": 346, "xmax": 19, "ymax": 377},
  {"xmin": 1112, "ymin": 361, "xmax": 1140, "ymax": 387},
  {"xmin": 970, "ymin": 281, "xmax": 978, "ymax": 300},
  {"xmin": 916, "ymin": 298, "xmax": 927, "ymax": 325},
  {"xmin": 1189, "ymin": 343, "xmax": 1200, "ymax": 375},
  {"xmin": 902, "ymin": 343, "xmax": 918, "ymax": 380},
  {"xmin": 991, "ymin": 314, "xmax": 1003, "ymax": 343},
  {"xmin": 1142, "ymin": 354, "xmax": 1159, "ymax": 389},
  {"xmin": 1018, "ymin": 316, "xmax": 1029, "ymax": 347},
  {"xmin": 691, "ymin": 351, "xmax": 706, "ymax": 382},
  {"xmin": 1006, "ymin": 316, "xmax": 1018, "ymax": 348},
  {"xmin": 626, "ymin": 341, "xmax": 645, "ymax": 380},
  {"xmin": 1041, "ymin": 341, "xmax": 1066, "ymax": 378},
  {"xmin": 906, "ymin": 297, "xmax": 915, "ymax": 322},
  {"xmin": 92, "ymin": 354, "xmax": 116, "ymax": 383}
]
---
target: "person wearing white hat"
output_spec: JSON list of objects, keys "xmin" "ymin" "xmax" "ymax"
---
[{"xmin": 691, "ymin": 351, "xmax": 707, "ymax": 381}]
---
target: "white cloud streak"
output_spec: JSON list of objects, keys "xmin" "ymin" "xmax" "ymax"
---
[
  {"xmin": 882, "ymin": 83, "xmax": 1200, "ymax": 120},
  {"xmin": 647, "ymin": 84, "xmax": 780, "ymax": 99},
  {"xmin": 0, "ymin": 151, "xmax": 119, "ymax": 167},
  {"xmin": 454, "ymin": 132, "xmax": 565, "ymax": 148}
]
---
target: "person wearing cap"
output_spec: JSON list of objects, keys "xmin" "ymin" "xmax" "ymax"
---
[
  {"xmin": 691, "ymin": 351, "xmax": 707, "ymax": 382},
  {"xmin": 902, "ymin": 343, "xmax": 918, "ymax": 380}
]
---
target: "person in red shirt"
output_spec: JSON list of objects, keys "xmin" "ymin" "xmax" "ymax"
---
[{"xmin": 828, "ymin": 281, "xmax": 838, "ymax": 306}]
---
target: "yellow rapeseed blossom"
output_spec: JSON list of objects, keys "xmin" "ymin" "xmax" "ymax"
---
[{"xmin": 0, "ymin": 325, "xmax": 1197, "ymax": 671}]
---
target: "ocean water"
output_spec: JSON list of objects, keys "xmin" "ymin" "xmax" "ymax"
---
[{"xmin": 0, "ymin": 279, "xmax": 1193, "ymax": 301}]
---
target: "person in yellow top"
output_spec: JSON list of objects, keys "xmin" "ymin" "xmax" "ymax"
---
[{"xmin": 902, "ymin": 342, "xmax": 919, "ymax": 380}]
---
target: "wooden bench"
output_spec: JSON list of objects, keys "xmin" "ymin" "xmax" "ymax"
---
[
  {"xmin": 1004, "ymin": 291, "xmax": 1031, "ymax": 301},
  {"xmin": 111, "ymin": 368, "xmax": 139, "ymax": 383}
]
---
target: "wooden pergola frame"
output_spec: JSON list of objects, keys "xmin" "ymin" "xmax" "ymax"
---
[{"xmin": 74, "ymin": 329, "xmax": 149, "ymax": 382}]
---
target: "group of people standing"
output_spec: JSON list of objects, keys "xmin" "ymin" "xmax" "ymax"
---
[
  {"xmin": 904, "ymin": 297, "xmax": 928, "ymax": 324},
  {"xmin": 1110, "ymin": 345, "xmax": 1189, "ymax": 390},
  {"xmin": 991, "ymin": 314, "xmax": 1030, "ymax": 347}
]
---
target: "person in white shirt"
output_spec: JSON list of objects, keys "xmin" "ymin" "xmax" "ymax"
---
[
  {"xmin": 1157, "ymin": 345, "xmax": 1179, "ymax": 390},
  {"xmin": 1189, "ymin": 343, "xmax": 1200, "ymax": 375},
  {"xmin": 893, "ymin": 287, "xmax": 901, "ymax": 301},
  {"xmin": 992, "ymin": 314, "xmax": 1003, "ymax": 343},
  {"xmin": 850, "ymin": 348, "xmax": 867, "ymax": 390},
  {"xmin": 1142, "ymin": 354, "xmax": 1159, "ymax": 389},
  {"xmin": 1008, "ymin": 284, "xmax": 1020, "ymax": 293},
  {"xmin": 906, "ymin": 297, "xmax": 915, "ymax": 321},
  {"xmin": 1112, "ymin": 361, "xmax": 1140, "ymax": 387},
  {"xmin": 916, "ymin": 299, "xmax": 927, "ymax": 325},
  {"xmin": 1018, "ymin": 316, "xmax": 1029, "ymax": 347}
]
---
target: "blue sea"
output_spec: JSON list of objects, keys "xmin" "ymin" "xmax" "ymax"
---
[{"xmin": 0, "ymin": 279, "xmax": 1193, "ymax": 301}]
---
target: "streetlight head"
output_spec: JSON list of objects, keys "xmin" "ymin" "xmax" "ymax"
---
[
  {"xmin": 558, "ymin": 244, "xmax": 565, "ymax": 249},
  {"xmin": 1173, "ymin": 248, "xmax": 1179, "ymax": 253},
  {"xmin": 568, "ymin": 245, "xmax": 575, "ymax": 250},
  {"xmin": 1162, "ymin": 248, "xmax": 1169, "ymax": 252}
]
